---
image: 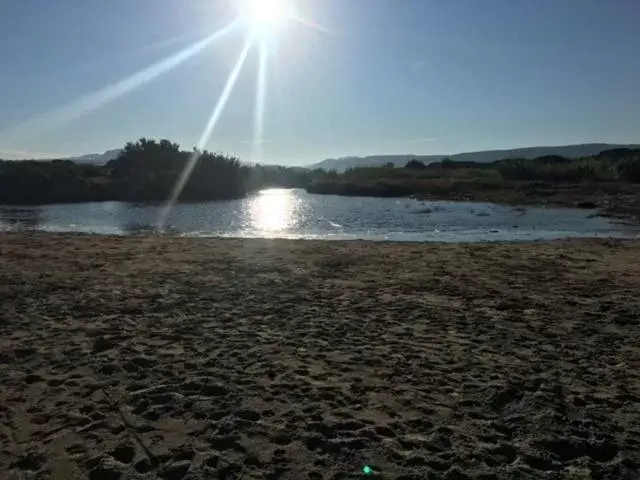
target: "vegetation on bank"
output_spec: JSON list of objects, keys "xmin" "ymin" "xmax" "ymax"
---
[
  {"xmin": 0, "ymin": 138, "xmax": 320, "ymax": 205},
  {"xmin": 307, "ymin": 148, "xmax": 640, "ymax": 206},
  {"xmin": 2, "ymin": 140, "xmax": 640, "ymax": 210}
]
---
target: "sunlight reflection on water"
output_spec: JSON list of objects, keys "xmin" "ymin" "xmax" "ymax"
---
[{"xmin": 248, "ymin": 188, "xmax": 298, "ymax": 232}]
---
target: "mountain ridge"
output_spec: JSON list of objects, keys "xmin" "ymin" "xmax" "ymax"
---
[
  {"xmin": 9, "ymin": 143, "xmax": 640, "ymax": 169},
  {"xmin": 69, "ymin": 149, "xmax": 122, "ymax": 165},
  {"xmin": 311, "ymin": 143, "xmax": 640, "ymax": 172}
]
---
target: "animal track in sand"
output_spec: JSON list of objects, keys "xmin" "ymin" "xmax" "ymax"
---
[{"xmin": 2, "ymin": 235, "xmax": 640, "ymax": 479}]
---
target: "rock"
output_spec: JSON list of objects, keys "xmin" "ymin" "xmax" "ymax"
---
[{"xmin": 576, "ymin": 201, "xmax": 597, "ymax": 209}]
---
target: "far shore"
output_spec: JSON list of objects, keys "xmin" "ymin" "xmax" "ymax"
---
[
  {"xmin": 306, "ymin": 180, "xmax": 640, "ymax": 223},
  {"xmin": 1, "ymin": 232, "xmax": 639, "ymax": 479}
]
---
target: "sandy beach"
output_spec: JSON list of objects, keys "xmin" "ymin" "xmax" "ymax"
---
[{"xmin": 1, "ymin": 233, "xmax": 639, "ymax": 479}]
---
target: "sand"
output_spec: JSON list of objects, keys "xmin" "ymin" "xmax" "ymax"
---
[{"xmin": 1, "ymin": 232, "xmax": 639, "ymax": 479}]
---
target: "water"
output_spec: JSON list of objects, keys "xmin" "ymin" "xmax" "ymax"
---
[{"xmin": 0, "ymin": 188, "xmax": 634, "ymax": 242}]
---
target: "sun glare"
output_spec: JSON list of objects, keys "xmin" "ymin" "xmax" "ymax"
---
[
  {"xmin": 239, "ymin": 0, "xmax": 292, "ymax": 39},
  {"xmin": 250, "ymin": 188, "xmax": 298, "ymax": 232}
]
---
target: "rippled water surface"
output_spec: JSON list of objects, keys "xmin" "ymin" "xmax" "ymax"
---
[{"xmin": 0, "ymin": 188, "xmax": 634, "ymax": 242}]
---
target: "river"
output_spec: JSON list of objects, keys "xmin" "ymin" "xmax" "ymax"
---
[{"xmin": 0, "ymin": 188, "xmax": 634, "ymax": 242}]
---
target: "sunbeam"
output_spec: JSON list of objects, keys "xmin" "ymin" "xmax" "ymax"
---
[
  {"xmin": 42, "ymin": 30, "xmax": 223, "ymax": 84},
  {"xmin": 252, "ymin": 43, "xmax": 269, "ymax": 163},
  {"xmin": 0, "ymin": 22, "xmax": 238, "ymax": 139},
  {"xmin": 157, "ymin": 39, "xmax": 253, "ymax": 230}
]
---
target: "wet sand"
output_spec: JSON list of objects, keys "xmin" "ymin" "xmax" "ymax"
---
[{"xmin": 1, "ymin": 233, "xmax": 639, "ymax": 479}]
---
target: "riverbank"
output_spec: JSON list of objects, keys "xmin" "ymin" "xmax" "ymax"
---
[{"xmin": 1, "ymin": 233, "xmax": 639, "ymax": 479}]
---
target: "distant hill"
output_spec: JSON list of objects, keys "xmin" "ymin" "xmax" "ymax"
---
[
  {"xmin": 69, "ymin": 149, "xmax": 122, "ymax": 165},
  {"xmin": 310, "ymin": 143, "xmax": 640, "ymax": 172}
]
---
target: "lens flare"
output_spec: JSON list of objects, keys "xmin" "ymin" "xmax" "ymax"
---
[
  {"xmin": 157, "ymin": 40, "xmax": 252, "ymax": 229},
  {"xmin": 0, "ymin": 23, "xmax": 238, "ymax": 140},
  {"xmin": 239, "ymin": 0, "xmax": 292, "ymax": 39}
]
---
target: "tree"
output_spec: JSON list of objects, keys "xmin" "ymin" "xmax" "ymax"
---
[
  {"xmin": 618, "ymin": 157, "xmax": 640, "ymax": 182},
  {"xmin": 405, "ymin": 159, "xmax": 426, "ymax": 169},
  {"xmin": 106, "ymin": 138, "xmax": 247, "ymax": 201},
  {"xmin": 441, "ymin": 158, "xmax": 454, "ymax": 169}
]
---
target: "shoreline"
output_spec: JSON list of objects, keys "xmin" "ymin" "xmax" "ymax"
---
[
  {"xmin": 1, "ymin": 233, "xmax": 639, "ymax": 479},
  {"xmin": 307, "ymin": 181, "xmax": 640, "ymax": 224},
  {"xmin": 1, "ymin": 230, "xmax": 637, "ymax": 246},
  {"xmin": 1, "ymin": 228, "xmax": 638, "ymax": 244}
]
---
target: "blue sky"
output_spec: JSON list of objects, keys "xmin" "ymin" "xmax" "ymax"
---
[{"xmin": 0, "ymin": 0, "xmax": 639, "ymax": 165}]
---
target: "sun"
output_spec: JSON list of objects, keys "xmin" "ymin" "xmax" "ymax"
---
[{"xmin": 238, "ymin": 0, "xmax": 293, "ymax": 40}]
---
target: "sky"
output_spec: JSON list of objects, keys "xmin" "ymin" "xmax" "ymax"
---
[{"xmin": 0, "ymin": 0, "xmax": 639, "ymax": 165}]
